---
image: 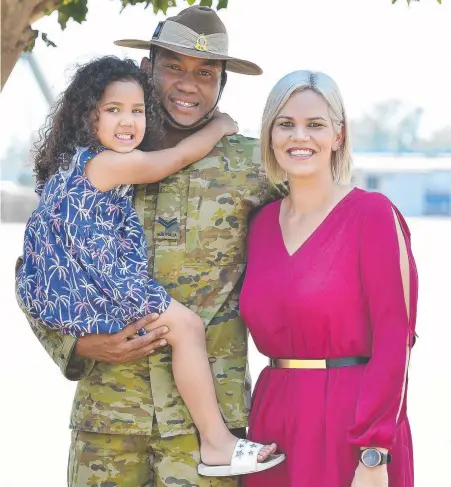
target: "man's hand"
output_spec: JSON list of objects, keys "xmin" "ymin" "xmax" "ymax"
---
[{"xmin": 74, "ymin": 314, "xmax": 169, "ymax": 364}]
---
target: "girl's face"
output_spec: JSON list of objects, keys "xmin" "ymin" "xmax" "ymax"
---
[
  {"xmin": 95, "ymin": 80, "xmax": 146, "ymax": 153},
  {"xmin": 271, "ymin": 90, "xmax": 342, "ymax": 182}
]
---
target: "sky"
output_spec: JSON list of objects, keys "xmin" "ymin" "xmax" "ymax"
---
[{"xmin": 0, "ymin": 0, "xmax": 450, "ymax": 161}]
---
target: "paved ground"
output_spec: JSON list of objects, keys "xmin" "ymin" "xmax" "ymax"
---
[{"xmin": 1, "ymin": 220, "xmax": 450, "ymax": 487}]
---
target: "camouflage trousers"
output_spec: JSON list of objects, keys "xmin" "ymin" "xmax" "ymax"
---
[{"xmin": 68, "ymin": 422, "xmax": 241, "ymax": 487}]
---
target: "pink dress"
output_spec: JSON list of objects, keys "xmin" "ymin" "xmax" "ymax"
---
[{"xmin": 240, "ymin": 188, "xmax": 417, "ymax": 487}]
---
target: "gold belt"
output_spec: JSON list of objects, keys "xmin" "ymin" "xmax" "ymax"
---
[
  {"xmin": 270, "ymin": 356, "xmax": 370, "ymax": 370},
  {"xmin": 270, "ymin": 358, "xmax": 327, "ymax": 369}
]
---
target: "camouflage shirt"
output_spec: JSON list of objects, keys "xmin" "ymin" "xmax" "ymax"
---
[{"xmin": 17, "ymin": 135, "xmax": 285, "ymax": 438}]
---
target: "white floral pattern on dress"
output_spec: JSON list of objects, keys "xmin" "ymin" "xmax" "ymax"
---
[{"xmin": 17, "ymin": 147, "xmax": 171, "ymax": 337}]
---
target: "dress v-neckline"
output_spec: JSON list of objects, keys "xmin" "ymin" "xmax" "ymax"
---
[{"xmin": 277, "ymin": 187, "xmax": 358, "ymax": 258}]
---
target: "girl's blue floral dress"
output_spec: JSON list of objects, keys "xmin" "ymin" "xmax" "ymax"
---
[{"xmin": 17, "ymin": 147, "xmax": 171, "ymax": 337}]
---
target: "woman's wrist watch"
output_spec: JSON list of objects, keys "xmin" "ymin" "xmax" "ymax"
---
[{"xmin": 360, "ymin": 448, "xmax": 392, "ymax": 468}]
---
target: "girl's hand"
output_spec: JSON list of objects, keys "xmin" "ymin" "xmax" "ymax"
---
[
  {"xmin": 351, "ymin": 463, "xmax": 388, "ymax": 487},
  {"xmin": 212, "ymin": 110, "xmax": 239, "ymax": 136}
]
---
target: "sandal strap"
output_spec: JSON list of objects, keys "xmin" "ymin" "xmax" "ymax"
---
[{"xmin": 230, "ymin": 439, "xmax": 264, "ymax": 475}]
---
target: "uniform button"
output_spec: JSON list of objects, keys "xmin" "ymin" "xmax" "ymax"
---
[{"xmin": 208, "ymin": 356, "xmax": 217, "ymax": 364}]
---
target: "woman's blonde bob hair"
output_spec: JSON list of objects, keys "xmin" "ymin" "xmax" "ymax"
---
[{"xmin": 261, "ymin": 70, "xmax": 352, "ymax": 184}]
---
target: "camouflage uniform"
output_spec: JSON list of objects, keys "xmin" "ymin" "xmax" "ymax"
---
[{"xmin": 17, "ymin": 135, "xmax": 285, "ymax": 486}]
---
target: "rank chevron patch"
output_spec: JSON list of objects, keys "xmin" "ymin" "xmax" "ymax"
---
[{"xmin": 157, "ymin": 217, "xmax": 178, "ymax": 229}]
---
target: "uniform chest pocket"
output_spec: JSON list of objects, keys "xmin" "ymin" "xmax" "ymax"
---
[
  {"xmin": 185, "ymin": 168, "xmax": 260, "ymax": 266},
  {"xmin": 154, "ymin": 177, "xmax": 183, "ymax": 244}
]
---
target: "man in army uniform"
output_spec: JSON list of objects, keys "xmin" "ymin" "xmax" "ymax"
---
[{"xmin": 16, "ymin": 6, "xmax": 285, "ymax": 487}]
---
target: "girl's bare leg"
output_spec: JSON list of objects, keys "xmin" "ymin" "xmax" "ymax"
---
[{"xmin": 149, "ymin": 299, "xmax": 276, "ymax": 466}]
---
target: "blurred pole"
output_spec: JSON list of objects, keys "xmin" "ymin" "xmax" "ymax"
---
[{"xmin": 20, "ymin": 52, "xmax": 54, "ymax": 106}]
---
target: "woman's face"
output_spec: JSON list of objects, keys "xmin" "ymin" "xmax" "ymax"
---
[{"xmin": 271, "ymin": 90, "xmax": 342, "ymax": 182}]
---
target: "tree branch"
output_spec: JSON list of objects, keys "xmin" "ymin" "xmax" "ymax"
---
[{"xmin": 30, "ymin": 0, "xmax": 62, "ymax": 24}]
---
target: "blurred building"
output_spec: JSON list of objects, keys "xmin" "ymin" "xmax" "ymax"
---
[
  {"xmin": 2, "ymin": 153, "xmax": 451, "ymax": 222},
  {"xmin": 353, "ymin": 154, "xmax": 451, "ymax": 217}
]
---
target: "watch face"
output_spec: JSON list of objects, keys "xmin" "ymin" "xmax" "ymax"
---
[{"xmin": 362, "ymin": 449, "xmax": 382, "ymax": 467}]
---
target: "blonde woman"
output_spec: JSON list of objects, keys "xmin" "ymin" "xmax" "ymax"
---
[{"xmin": 240, "ymin": 71, "xmax": 417, "ymax": 487}]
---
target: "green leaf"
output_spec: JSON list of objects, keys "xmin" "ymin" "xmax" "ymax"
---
[
  {"xmin": 120, "ymin": 0, "xmax": 155, "ymax": 16},
  {"xmin": 120, "ymin": 0, "xmax": 154, "ymax": 9},
  {"xmin": 57, "ymin": 0, "xmax": 88, "ymax": 30},
  {"xmin": 24, "ymin": 30, "xmax": 39, "ymax": 52},
  {"xmin": 42, "ymin": 33, "xmax": 57, "ymax": 48},
  {"xmin": 59, "ymin": 0, "xmax": 233, "ymax": 21},
  {"xmin": 151, "ymin": 0, "xmax": 172, "ymax": 14},
  {"xmin": 166, "ymin": 0, "xmax": 177, "ymax": 10}
]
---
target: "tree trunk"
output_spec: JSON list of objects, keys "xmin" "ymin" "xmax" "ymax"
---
[{"xmin": 1, "ymin": 0, "xmax": 59, "ymax": 90}]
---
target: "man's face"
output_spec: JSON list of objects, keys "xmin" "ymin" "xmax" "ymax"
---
[{"xmin": 147, "ymin": 48, "xmax": 222, "ymax": 127}]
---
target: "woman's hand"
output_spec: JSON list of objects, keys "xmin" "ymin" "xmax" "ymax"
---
[{"xmin": 351, "ymin": 463, "xmax": 388, "ymax": 487}]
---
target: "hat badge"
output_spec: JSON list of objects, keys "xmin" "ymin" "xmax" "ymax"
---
[{"xmin": 195, "ymin": 34, "xmax": 208, "ymax": 52}]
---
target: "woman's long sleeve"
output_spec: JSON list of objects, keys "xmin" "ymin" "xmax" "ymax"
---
[{"xmin": 348, "ymin": 192, "xmax": 415, "ymax": 449}]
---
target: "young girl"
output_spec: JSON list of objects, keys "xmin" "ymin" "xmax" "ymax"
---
[{"xmin": 17, "ymin": 56, "xmax": 284, "ymax": 476}]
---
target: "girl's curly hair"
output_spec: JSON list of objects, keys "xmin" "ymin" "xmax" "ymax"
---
[{"xmin": 33, "ymin": 56, "xmax": 164, "ymax": 186}]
